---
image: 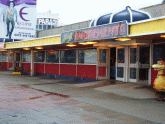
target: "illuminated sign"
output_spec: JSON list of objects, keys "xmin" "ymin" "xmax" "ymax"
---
[
  {"xmin": 38, "ymin": 18, "xmax": 57, "ymax": 25},
  {"xmin": 61, "ymin": 21, "xmax": 128, "ymax": 43}
]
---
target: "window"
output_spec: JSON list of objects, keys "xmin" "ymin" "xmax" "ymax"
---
[
  {"xmin": 43, "ymin": 25, "xmax": 47, "ymax": 30},
  {"xmin": 34, "ymin": 51, "xmax": 45, "ymax": 62},
  {"xmin": 117, "ymin": 48, "xmax": 125, "ymax": 63},
  {"xmin": 130, "ymin": 48, "xmax": 136, "ymax": 63},
  {"xmin": 60, "ymin": 50, "xmax": 76, "ymax": 63},
  {"xmin": 153, "ymin": 44, "xmax": 165, "ymax": 64},
  {"xmin": 39, "ymin": 25, "xmax": 42, "ymax": 30},
  {"xmin": 0, "ymin": 52, "xmax": 7, "ymax": 62},
  {"xmin": 99, "ymin": 49, "xmax": 107, "ymax": 63},
  {"xmin": 48, "ymin": 25, "xmax": 51, "ymax": 29},
  {"xmin": 117, "ymin": 67, "xmax": 124, "ymax": 78},
  {"xmin": 6, "ymin": 53, "xmax": 8, "ymax": 62},
  {"xmin": 78, "ymin": 49, "xmax": 97, "ymax": 64},
  {"xmin": 46, "ymin": 50, "xmax": 59, "ymax": 63},
  {"xmin": 9, "ymin": 52, "xmax": 14, "ymax": 62},
  {"xmin": 130, "ymin": 68, "xmax": 136, "ymax": 79},
  {"xmin": 23, "ymin": 52, "xmax": 31, "ymax": 62}
]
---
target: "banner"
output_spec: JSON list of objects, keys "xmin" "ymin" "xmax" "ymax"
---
[{"xmin": 0, "ymin": 0, "xmax": 36, "ymax": 40}]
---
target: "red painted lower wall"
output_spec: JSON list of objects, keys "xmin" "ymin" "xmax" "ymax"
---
[
  {"xmin": 0, "ymin": 62, "xmax": 7, "ymax": 70},
  {"xmin": 98, "ymin": 67, "xmax": 106, "ymax": 77},
  {"xmin": 60, "ymin": 64, "xmax": 76, "ymax": 77},
  {"xmin": 34, "ymin": 63, "xmax": 44, "ymax": 73},
  {"xmin": 9, "ymin": 63, "xmax": 13, "ymax": 69},
  {"xmin": 77, "ymin": 65, "xmax": 96, "ymax": 79},
  {"xmin": 4, "ymin": 62, "xmax": 97, "ymax": 79},
  {"xmin": 45, "ymin": 64, "xmax": 59, "ymax": 75},
  {"xmin": 22, "ymin": 63, "xmax": 30, "ymax": 72}
]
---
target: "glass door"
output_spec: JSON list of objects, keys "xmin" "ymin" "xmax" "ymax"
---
[
  {"xmin": 116, "ymin": 47, "xmax": 125, "ymax": 81},
  {"xmin": 129, "ymin": 47, "xmax": 137, "ymax": 82},
  {"xmin": 15, "ymin": 52, "xmax": 21, "ymax": 71},
  {"xmin": 97, "ymin": 48, "xmax": 110, "ymax": 79}
]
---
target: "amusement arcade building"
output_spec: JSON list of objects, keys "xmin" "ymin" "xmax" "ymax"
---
[{"xmin": 0, "ymin": 6, "xmax": 165, "ymax": 86}]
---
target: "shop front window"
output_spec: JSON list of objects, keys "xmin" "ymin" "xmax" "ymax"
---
[
  {"xmin": 9, "ymin": 53, "xmax": 14, "ymax": 62},
  {"xmin": 153, "ymin": 44, "xmax": 165, "ymax": 64},
  {"xmin": 46, "ymin": 50, "xmax": 59, "ymax": 63},
  {"xmin": 78, "ymin": 49, "xmax": 97, "ymax": 64},
  {"xmin": 23, "ymin": 52, "xmax": 31, "ymax": 62},
  {"xmin": 60, "ymin": 50, "xmax": 76, "ymax": 63},
  {"xmin": 34, "ymin": 51, "xmax": 45, "ymax": 62},
  {"xmin": 0, "ymin": 52, "xmax": 6, "ymax": 62},
  {"xmin": 6, "ymin": 53, "xmax": 8, "ymax": 62}
]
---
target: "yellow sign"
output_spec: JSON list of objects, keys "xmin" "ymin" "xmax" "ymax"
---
[
  {"xmin": 130, "ymin": 17, "xmax": 165, "ymax": 35},
  {"xmin": 5, "ymin": 36, "xmax": 61, "ymax": 49}
]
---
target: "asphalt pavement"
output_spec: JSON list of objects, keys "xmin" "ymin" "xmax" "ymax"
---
[{"xmin": 0, "ymin": 71, "xmax": 164, "ymax": 124}]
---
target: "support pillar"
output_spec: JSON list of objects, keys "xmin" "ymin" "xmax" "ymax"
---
[
  {"xmin": 7, "ymin": 50, "xmax": 10, "ymax": 70},
  {"xmin": 30, "ymin": 49, "xmax": 34, "ymax": 76}
]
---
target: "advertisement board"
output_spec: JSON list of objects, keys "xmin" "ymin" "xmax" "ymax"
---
[
  {"xmin": 61, "ymin": 21, "xmax": 128, "ymax": 44},
  {"xmin": 0, "ymin": 0, "xmax": 36, "ymax": 40}
]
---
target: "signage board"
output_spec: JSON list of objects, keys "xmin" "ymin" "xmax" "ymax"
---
[
  {"xmin": 0, "ymin": 0, "xmax": 36, "ymax": 40},
  {"xmin": 61, "ymin": 21, "xmax": 128, "ymax": 43},
  {"xmin": 38, "ymin": 18, "xmax": 57, "ymax": 25}
]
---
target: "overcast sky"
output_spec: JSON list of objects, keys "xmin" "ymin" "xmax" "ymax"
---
[{"xmin": 37, "ymin": 0, "xmax": 163, "ymax": 25}]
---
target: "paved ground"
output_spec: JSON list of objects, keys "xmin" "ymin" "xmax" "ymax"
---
[{"xmin": 0, "ymin": 71, "xmax": 164, "ymax": 124}]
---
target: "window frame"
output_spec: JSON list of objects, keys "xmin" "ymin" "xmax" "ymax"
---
[
  {"xmin": 34, "ymin": 50, "xmax": 45, "ymax": 63},
  {"xmin": 60, "ymin": 49, "xmax": 77, "ymax": 64},
  {"xmin": 0, "ymin": 52, "xmax": 8, "ymax": 62},
  {"xmin": 22, "ymin": 51, "xmax": 31, "ymax": 62},
  {"xmin": 45, "ymin": 50, "xmax": 59, "ymax": 63},
  {"xmin": 78, "ymin": 48, "xmax": 97, "ymax": 65}
]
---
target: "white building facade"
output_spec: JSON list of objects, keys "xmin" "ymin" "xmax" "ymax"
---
[{"xmin": 36, "ymin": 10, "xmax": 59, "ymax": 31}]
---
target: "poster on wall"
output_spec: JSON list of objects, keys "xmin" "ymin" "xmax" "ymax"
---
[{"xmin": 0, "ymin": 0, "xmax": 36, "ymax": 40}]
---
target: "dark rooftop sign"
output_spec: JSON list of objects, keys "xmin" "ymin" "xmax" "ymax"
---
[{"xmin": 61, "ymin": 21, "xmax": 128, "ymax": 44}]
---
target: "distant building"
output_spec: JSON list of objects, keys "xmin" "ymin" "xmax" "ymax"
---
[{"xmin": 36, "ymin": 10, "xmax": 59, "ymax": 31}]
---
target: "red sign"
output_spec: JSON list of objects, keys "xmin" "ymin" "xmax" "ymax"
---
[{"xmin": 61, "ymin": 21, "xmax": 128, "ymax": 43}]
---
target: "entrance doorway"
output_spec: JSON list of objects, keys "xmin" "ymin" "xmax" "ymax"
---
[
  {"xmin": 110, "ymin": 48, "xmax": 116, "ymax": 79},
  {"xmin": 116, "ymin": 47, "xmax": 125, "ymax": 81},
  {"xmin": 97, "ymin": 47, "xmax": 110, "ymax": 79},
  {"xmin": 128, "ymin": 46, "xmax": 150, "ymax": 84},
  {"xmin": 15, "ymin": 52, "xmax": 21, "ymax": 72}
]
